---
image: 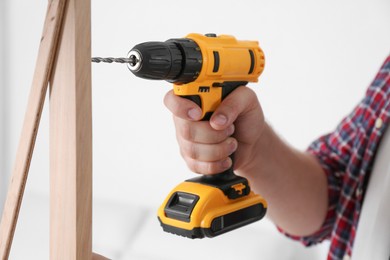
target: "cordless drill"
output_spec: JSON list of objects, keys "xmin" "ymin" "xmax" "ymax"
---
[{"xmin": 94, "ymin": 33, "xmax": 267, "ymax": 238}]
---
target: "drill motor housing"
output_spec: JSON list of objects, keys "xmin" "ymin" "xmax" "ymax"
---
[{"xmin": 128, "ymin": 33, "xmax": 265, "ymax": 119}]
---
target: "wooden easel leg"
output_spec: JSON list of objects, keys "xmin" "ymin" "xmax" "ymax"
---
[
  {"xmin": 0, "ymin": 1, "xmax": 67, "ymax": 259},
  {"xmin": 49, "ymin": 0, "xmax": 92, "ymax": 258}
]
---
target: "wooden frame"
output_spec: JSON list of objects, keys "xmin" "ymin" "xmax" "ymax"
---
[
  {"xmin": 0, "ymin": 0, "xmax": 92, "ymax": 258},
  {"xmin": 49, "ymin": 0, "xmax": 92, "ymax": 258}
]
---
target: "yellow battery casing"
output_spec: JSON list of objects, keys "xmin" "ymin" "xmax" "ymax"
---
[{"xmin": 158, "ymin": 181, "xmax": 267, "ymax": 238}]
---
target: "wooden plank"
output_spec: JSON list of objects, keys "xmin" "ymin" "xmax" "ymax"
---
[
  {"xmin": 0, "ymin": 1, "xmax": 67, "ymax": 259},
  {"xmin": 49, "ymin": 0, "xmax": 92, "ymax": 258}
]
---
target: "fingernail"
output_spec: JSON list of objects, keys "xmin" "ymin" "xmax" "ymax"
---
[
  {"xmin": 227, "ymin": 125, "xmax": 235, "ymax": 136},
  {"xmin": 188, "ymin": 108, "xmax": 201, "ymax": 120},
  {"xmin": 228, "ymin": 139, "xmax": 237, "ymax": 154},
  {"xmin": 222, "ymin": 157, "xmax": 232, "ymax": 168},
  {"xmin": 213, "ymin": 114, "xmax": 228, "ymax": 126}
]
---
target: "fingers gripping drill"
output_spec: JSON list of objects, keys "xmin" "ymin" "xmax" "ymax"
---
[{"xmin": 93, "ymin": 33, "xmax": 267, "ymax": 238}]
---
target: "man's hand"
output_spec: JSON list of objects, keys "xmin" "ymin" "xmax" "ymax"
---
[
  {"xmin": 164, "ymin": 86, "xmax": 328, "ymax": 237},
  {"xmin": 164, "ymin": 86, "xmax": 266, "ymax": 177}
]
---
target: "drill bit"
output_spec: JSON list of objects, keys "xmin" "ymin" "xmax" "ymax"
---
[{"xmin": 91, "ymin": 57, "xmax": 135, "ymax": 64}]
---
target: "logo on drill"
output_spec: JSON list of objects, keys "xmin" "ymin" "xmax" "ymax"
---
[{"xmin": 198, "ymin": 86, "xmax": 210, "ymax": 93}]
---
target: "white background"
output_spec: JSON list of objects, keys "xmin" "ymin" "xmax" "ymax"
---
[{"xmin": 1, "ymin": 0, "xmax": 390, "ymax": 259}]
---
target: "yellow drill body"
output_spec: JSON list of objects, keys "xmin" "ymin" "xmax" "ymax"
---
[
  {"xmin": 174, "ymin": 33, "xmax": 265, "ymax": 119},
  {"xmin": 125, "ymin": 33, "xmax": 267, "ymax": 238}
]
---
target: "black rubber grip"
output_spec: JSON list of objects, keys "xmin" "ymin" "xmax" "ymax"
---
[{"xmin": 186, "ymin": 81, "xmax": 249, "ymax": 198}]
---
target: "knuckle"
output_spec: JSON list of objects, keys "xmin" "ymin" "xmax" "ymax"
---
[
  {"xmin": 212, "ymin": 138, "xmax": 235, "ymax": 161},
  {"xmin": 179, "ymin": 146, "xmax": 186, "ymax": 159},
  {"xmin": 182, "ymin": 141, "xmax": 198, "ymax": 160},
  {"xmin": 186, "ymin": 159, "xmax": 198, "ymax": 173},
  {"xmin": 216, "ymin": 130, "xmax": 229, "ymax": 143},
  {"xmin": 179, "ymin": 141, "xmax": 198, "ymax": 161},
  {"xmin": 163, "ymin": 91, "xmax": 177, "ymax": 112},
  {"xmin": 207, "ymin": 162, "xmax": 218, "ymax": 174},
  {"xmin": 186, "ymin": 158, "xmax": 230, "ymax": 175},
  {"xmin": 186, "ymin": 159, "xmax": 213, "ymax": 175},
  {"xmin": 215, "ymin": 145, "xmax": 225, "ymax": 161},
  {"xmin": 224, "ymin": 102, "xmax": 239, "ymax": 116},
  {"xmin": 207, "ymin": 160, "xmax": 229, "ymax": 174},
  {"xmin": 187, "ymin": 159, "xmax": 207, "ymax": 174},
  {"xmin": 163, "ymin": 91, "xmax": 171, "ymax": 107},
  {"xmin": 244, "ymin": 86, "xmax": 256, "ymax": 96},
  {"xmin": 181, "ymin": 122, "xmax": 194, "ymax": 141}
]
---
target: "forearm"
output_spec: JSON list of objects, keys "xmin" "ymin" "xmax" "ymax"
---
[{"xmin": 237, "ymin": 123, "xmax": 328, "ymax": 236}]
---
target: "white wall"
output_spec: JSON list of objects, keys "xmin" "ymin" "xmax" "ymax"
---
[
  {"xmin": 5, "ymin": 0, "xmax": 390, "ymax": 206},
  {"xmin": 2, "ymin": 0, "xmax": 390, "ymax": 258},
  {"xmin": 90, "ymin": 0, "xmax": 390, "ymax": 206},
  {"xmin": 0, "ymin": 0, "xmax": 8, "ymax": 213}
]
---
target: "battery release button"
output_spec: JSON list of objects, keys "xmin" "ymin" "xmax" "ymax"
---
[{"xmin": 164, "ymin": 192, "xmax": 199, "ymax": 222}]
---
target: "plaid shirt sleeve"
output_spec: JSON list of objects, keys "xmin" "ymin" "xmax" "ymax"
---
[
  {"xmin": 278, "ymin": 54, "xmax": 390, "ymax": 250},
  {"xmin": 278, "ymin": 107, "xmax": 360, "ymax": 246}
]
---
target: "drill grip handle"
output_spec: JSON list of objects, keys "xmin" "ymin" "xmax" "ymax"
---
[
  {"xmin": 180, "ymin": 81, "xmax": 250, "ymax": 198},
  {"xmin": 202, "ymin": 82, "xmax": 244, "ymax": 177}
]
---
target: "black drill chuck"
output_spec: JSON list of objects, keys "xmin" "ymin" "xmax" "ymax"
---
[{"xmin": 127, "ymin": 39, "xmax": 203, "ymax": 84}]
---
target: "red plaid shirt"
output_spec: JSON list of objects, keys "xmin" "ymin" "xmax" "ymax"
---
[{"xmin": 281, "ymin": 55, "xmax": 390, "ymax": 259}]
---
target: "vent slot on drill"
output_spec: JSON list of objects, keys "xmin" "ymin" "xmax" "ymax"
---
[
  {"xmin": 213, "ymin": 51, "xmax": 220, "ymax": 73},
  {"xmin": 248, "ymin": 50, "xmax": 255, "ymax": 74},
  {"xmin": 209, "ymin": 203, "xmax": 266, "ymax": 236},
  {"xmin": 164, "ymin": 192, "xmax": 200, "ymax": 222}
]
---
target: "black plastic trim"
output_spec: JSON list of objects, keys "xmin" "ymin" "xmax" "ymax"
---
[
  {"xmin": 167, "ymin": 38, "xmax": 203, "ymax": 83},
  {"xmin": 158, "ymin": 203, "xmax": 267, "ymax": 239},
  {"xmin": 205, "ymin": 203, "xmax": 266, "ymax": 237},
  {"xmin": 214, "ymin": 81, "xmax": 248, "ymax": 101},
  {"xmin": 164, "ymin": 192, "xmax": 200, "ymax": 222},
  {"xmin": 248, "ymin": 49, "xmax": 255, "ymax": 74},
  {"xmin": 182, "ymin": 95, "xmax": 201, "ymax": 108},
  {"xmin": 158, "ymin": 217, "xmax": 205, "ymax": 239},
  {"xmin": 213, "ymin": 51, "xmax": 220, "ymax": 73}
]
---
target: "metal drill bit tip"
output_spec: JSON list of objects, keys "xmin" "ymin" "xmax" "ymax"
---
[{"xmin": 91, "ymin": 57, "xmax": 135, "ymax": 64}]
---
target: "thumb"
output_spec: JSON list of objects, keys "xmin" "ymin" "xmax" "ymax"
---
[{"xmin": 210, "ymin": 87, "xmax": 257, "ymax": 130}]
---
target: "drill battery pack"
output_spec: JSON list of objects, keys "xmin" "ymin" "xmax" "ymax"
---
[{"xmin": 157, "ymin": 174, "xmax": 267, "ymax": 238}]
